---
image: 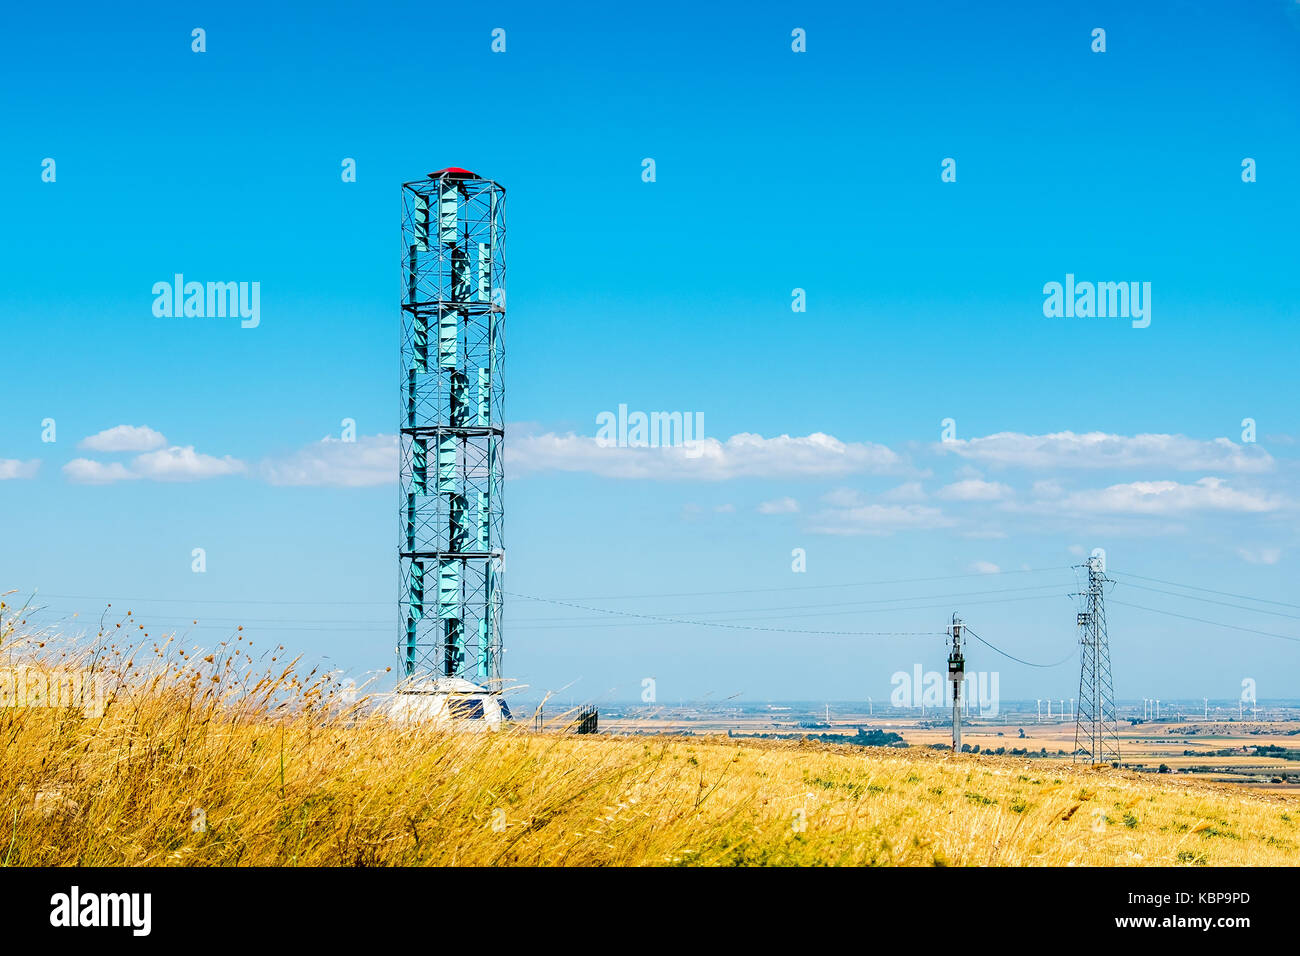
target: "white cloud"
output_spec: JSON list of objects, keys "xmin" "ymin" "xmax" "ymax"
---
[
  {"xmin": 757, "ymin": 496, "xmax": 800, "ymax": 515},
  {"xmin": 822, "ymin": 484, "xmax": 930, "ymax": 507},
  {"xmin": 822, "ymin": 487, "xmax": 864, "ymax": 507},
  {"xmin": 261, "ymin": 434, "xmax": 397, "ymax": 487},
  {"xmin": 1236, "ymin": 547, "xmax": 1282, "ymax": 565},
  {"xmin": 133, "ymin": 446, "xmax": 245, "ymax": 481},
  {"xmin": 936, "ymin": 479, "xmax": 1012, "ymax": 502},
  {"xmin": 1031, "ymin": 479, "xmax": 1064, "ymax": 498},
  {"xmin": 507, "ymin": 430, "xmax": 906, "ymax": 480},
  {"xmin": 1057, "ymin": 477, "xmax": 1280, "ymax": 516},
  {"xmin": 936, "ymin": 431, "xmax": 1273, "ymax": 473},
  {"xmin": 63, "ymin": 459, "xmax": 138, "ymax": 484},
  {"xmin": 969, "ymin": 560, "xmax": 1001, "ymax": 574},
  {"xmin": 79, "ymin": 425, "xmax": 167, "ymax": 452},
  {"xmin": 0, "ymin": 459, "xmax": 41, "ymax": 480},
  {"xmin": 66, "ymin": 446, "xmax": 245, "ymax": 483},
  {"xmin": 808, "ymin": 503, "xmax": 953, "ymax": 536},
  {"xmin": 880, "ymin": 481, "xmax": 927, "ymax": 502}
]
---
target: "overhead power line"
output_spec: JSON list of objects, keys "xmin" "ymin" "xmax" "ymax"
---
[
  {"xmin": 505, "ymin": 591, "xmax": 943, "ymax": 638},
  {"xmin": 1109, "ymin": 599, "xmax": 1300, "ymax": 645},
  {"xmin": 19, "ymin": 583, "xmax": 1069, "ymax": 630},
  {"xmin": 24, "ymin": 564, "xmax": 1075, "ymax": 608},
  {"xmin": 534, "ymin": 565, "xmax": 1076, "ymax": 601},
  {"xmin": 17, "ymin": 590, "xmax": 1064, "ymax": 638},
  {"xmin": 1109, "ymin": 569, "xmax": 1300, "ymax": 611},
  {"xmin": 1111, "ymin": 580, "xmax": 1300, "ymax": 622},
  {"xmin": 14, "ymin": 566, "xmax": 1300, "ymax": 649},
  {"xmin": 960, "ymin": 625, "xmax": 1075, "ymax": 669}
]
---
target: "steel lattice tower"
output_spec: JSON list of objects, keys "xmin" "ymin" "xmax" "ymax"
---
[
  {"xmin": 398, "ymin": 168, "xmax": 505, "ymax": 686},
  {"xmin": 1073, "ymin": 556, "xmax": 1119, "ymax": 763}
]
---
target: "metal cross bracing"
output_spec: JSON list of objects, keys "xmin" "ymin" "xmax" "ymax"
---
[
  {"xmin": 1073, "ymin": 557, "xmax": 1119, "ymax": 763},
  {"xmin": 398, "ymin": 169, "xmax": 506, "ymax": 686}
]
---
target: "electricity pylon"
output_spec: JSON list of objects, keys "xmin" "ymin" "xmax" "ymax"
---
[{"xmin": 1073, "ymin": 554, "xmax": 1119, "ymax": 763}]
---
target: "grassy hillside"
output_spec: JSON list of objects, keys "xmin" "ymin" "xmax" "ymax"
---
[{"xmin": 2, "ymin": 618, "xmax": 1297, "ymax": 866}]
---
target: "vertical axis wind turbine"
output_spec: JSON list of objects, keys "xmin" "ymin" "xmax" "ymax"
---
[{"xmin": 398, "ymin": 168, "xmax": 506, "ymax": 689}]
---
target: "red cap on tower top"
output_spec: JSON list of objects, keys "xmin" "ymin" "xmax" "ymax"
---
[{"xmin": 428, "ymin": 167, "xmax": 479, "ymax": 180}]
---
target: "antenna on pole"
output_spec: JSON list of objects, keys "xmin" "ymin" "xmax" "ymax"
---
[
  {"xmin": 1072, "ymin": 550, "xmax": 1119, "ymax": 764},
  {"xmin": 947, "ymin": 613, "xmax": 965, "ymax": 752}
]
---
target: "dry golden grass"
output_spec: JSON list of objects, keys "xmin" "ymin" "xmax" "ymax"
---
[{"xmin": 2, "ymin": 604, "xmax": 1298, "ymax": 866}]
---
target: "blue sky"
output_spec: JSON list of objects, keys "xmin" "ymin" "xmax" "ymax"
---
[{"xmin": 1, "ymin": 1, "xmax": 1298, "ymax": 705}]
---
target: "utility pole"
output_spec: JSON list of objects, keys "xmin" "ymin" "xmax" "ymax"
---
[{"xmin": 947, "ymin": 614, "xmax": 965, "ymax": 751}]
